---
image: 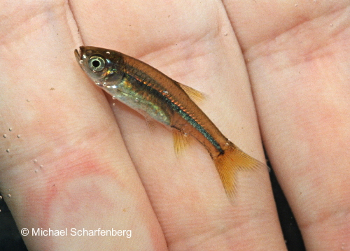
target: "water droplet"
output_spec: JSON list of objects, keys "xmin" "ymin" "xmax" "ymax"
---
[
  {"xmin": 79, "ymin": 60, "xmax": 83, "ymax": 64},
  {"xmin": 7, "ymin": 194, "xmax": 11, "ymax": 198},
  {"xmin": 35, "ymin": 169, "xmax": 38, "ymax": 173},
  {"xmin": 33, "ymin": 159, "xmax": 38, "ymax": 163},
  {"xmin": 17, "ymin": 135, "xmax": 21, "ymax": 138},
  {"xmin": 102, "ymin": 82, "xmax": 107, "ymax": 87},
  {"xmin": 163, "ymin": 90, "xmax": 168, "ymax": 94},
  {"xmin": 40, "ymin": 165, "xmax": 44, "ymax": 168},
  {"xmin": 3, "ymin": 134, "xmax": 7, "ymax": 138},
  {"xmin": 0, "ymin": 195, "xmax": 2, "ymax": 200},
  {"xmin": 225, "ymin": 142, "xmax": 230, "ymax": 146},
  {"xmin": 106, "ymin": 51, "xmax": 110, "ymax": 55},
  {"xmin": 183, "ymin": 133, "xmax": 188, "ymax": 137},
  {"xmin": 112, "ymin": 96, "xmax": 117, "ymax": 100},
  {"xmin": 8, "ymin": 128, "xmax": 12, "ymax": 132},
  {"xmin": 0, "ymin": 209, "xmax": 1, "ymax": 213},
  {"xmin": 6, "ymin": 149, "xmax": 10, "ymax": 153},
  {"xmin": 135, "ymin": 97, "xmax": 140, "ymax": 103}
]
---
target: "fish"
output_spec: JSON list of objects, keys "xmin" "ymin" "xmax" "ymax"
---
[{"xmin": 74, "ymin": 46, "xmax": 264, "ymax": 200}]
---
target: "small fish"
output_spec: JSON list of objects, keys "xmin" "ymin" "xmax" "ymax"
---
[{"xmin": 74, "ymin": 46, "xmax": 264, "ymax": 200}]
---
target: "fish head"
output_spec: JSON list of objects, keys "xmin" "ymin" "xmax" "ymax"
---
[{"xmin": 74, "ymin": 46, "xmax": 123, "ymax": 86}]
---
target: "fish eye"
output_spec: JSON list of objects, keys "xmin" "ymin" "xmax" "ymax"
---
[{"xmin": 88, "ymin": 56, "xmax": 105, "ymax": 72}]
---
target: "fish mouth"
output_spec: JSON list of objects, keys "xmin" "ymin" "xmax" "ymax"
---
[{"xmin": 74, "ymin": 47, "xmax": 82, "ymax": 62}]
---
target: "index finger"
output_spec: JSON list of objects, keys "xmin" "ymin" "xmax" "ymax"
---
[{"xmin": 0, "ymin": 1, "xmax": 165, "ymax": 250}]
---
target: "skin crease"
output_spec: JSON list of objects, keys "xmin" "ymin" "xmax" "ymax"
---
[{"xmin": 0, "ymin": 1, "xmax": 349, "ymax": 251}]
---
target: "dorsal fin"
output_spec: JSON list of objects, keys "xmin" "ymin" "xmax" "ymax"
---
[{"xmin": 177, "ymin": 82, "xmax": 206, "ymax": 103}]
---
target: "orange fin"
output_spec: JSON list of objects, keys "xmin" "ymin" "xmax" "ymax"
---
[
  {"xmin": 177, "ymin": 82, "xmax": 206, "ymax": 103},
  {"xmin": 173, "ymin": 130, "xmax": 189, "ymax": 156},
  {"xmin": 213, "ymin": 141, "xmax": 265, "ymax": 201}
]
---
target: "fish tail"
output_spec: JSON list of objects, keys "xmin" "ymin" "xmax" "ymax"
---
[{"xmin": 213, "ymin": 141, "xmax": 264, "ymax": 200}]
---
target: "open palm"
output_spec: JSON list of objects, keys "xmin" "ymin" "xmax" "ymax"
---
[{"xmin": 1, "ymin": 1, "xmax": 349, "ymax": 250}]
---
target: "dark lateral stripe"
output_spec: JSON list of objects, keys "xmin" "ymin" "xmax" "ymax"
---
[
  {"xmin": 170, "ymin": 103, "xmax": 223, "ymax": 153},
  {"xmin": 126, "ymin": 67, "xmax": 224, "ymax": 154}
]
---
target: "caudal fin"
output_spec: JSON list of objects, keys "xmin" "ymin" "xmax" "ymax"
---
[{"xmin": 213, "ymin": 142, "xmax": 265, "ymax": 200}]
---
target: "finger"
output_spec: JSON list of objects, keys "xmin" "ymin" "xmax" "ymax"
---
[
  {"xmin": 226, "ymin": 1, "xmax": 350, "ymax": 250},
  {"xmin": 70, "ymin": 0, "xmax": 286, "ymax": 250},
  {"xmin": 0, "ymin": 1, "xmax": 165, "ymax": 250}
]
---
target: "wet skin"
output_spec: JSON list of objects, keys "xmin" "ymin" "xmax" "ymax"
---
[{"xmin": 0, "ymin": 1, "xmax": 349, "ymax": 250}]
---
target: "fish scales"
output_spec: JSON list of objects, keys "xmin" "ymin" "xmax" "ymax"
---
[
  {"xmin": 75, "ymin": 46, "xmax": 265, "ymax": 200},
  {"xmin": 122, "ymin": 55, "xmax": 224, "ymax": 156}
]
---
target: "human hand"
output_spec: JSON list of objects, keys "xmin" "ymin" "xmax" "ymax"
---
[{"xmin": 0, "ymin": 1, "xmax": 349, "ymax": 250}]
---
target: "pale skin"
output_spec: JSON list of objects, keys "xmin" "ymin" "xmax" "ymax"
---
[{"xmin": 0, "ymin": 1, "xmax": 349, "ymax": 250}]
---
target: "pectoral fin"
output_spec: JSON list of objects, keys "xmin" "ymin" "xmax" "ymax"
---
[{"xmin": 144, "ymin": 116, "xmax": 156, "ymax": 130}]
